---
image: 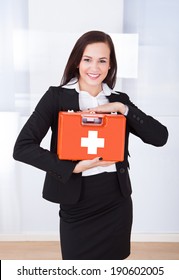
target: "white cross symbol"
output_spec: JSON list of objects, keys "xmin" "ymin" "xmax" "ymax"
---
[{"xmin": 81, "ymin": 131, "xmax": 105, "ymax": 154}]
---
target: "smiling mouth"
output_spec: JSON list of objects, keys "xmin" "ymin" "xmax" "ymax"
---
[{"xmin": 87, "ymin": 73, "xmax": 100, "ymax": 79}]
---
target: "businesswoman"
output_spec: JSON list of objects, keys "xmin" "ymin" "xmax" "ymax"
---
[{"xmin": 13, "ymin": 30, "xmax": 168, "ymax": 260}]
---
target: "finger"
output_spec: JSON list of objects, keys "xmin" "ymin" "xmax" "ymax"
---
[
  {"xmin": 90, "ymin": 157, "xmax": 103, "ymax": 163},
  {"xmin": 80, "ymin": 157, "xmax": 101, "ymax": 166}
]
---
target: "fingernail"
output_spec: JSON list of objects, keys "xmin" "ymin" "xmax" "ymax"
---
[{"xmin": 99, "ymin": 157, "xmax": 103, "ymax": 161}]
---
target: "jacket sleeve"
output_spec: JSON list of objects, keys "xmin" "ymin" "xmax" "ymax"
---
[
  {"xmin": 13, "ymin": 87, "xmax": 77, "ymax": 184},
  {"xmin": 125, "ymin": 95, "xmax": 168, "ymax": 147}
]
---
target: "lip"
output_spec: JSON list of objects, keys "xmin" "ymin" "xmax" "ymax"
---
[{"xmin": 87, "ymin": 73, "xmax": 100, "ymax": 79}]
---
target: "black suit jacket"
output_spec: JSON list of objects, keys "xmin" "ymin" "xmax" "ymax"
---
[{"xmin": 13, "ymin": 87, "xmax": 168, "ymax": 204}]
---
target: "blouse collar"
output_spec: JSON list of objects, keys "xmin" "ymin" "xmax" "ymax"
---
[{"xmin": 62, "ymin": 78, "xmax": 117, "ymax": 96}]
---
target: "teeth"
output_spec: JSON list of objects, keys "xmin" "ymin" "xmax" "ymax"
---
[{"xmin": 88, "ymin": 74, "xmax": 99, "ymax": 78}]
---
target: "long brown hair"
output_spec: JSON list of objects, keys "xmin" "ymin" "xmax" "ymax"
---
[{"xmin": 60, "ymin": 31, "xmax": 117, "ymax": 89}]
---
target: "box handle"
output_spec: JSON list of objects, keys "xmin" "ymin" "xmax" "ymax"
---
[{"xmin": 81, "ymin": 115, "xmax": 103, "ymax": 126}]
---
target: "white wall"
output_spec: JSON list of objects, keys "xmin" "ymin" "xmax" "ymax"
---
[
  {"xmin": 0, "ymin": 0, "xmax": 179, "ymax": 241},
  {"xmin": 123, "ymin": 0, "xmax": 179, "ymax": 237},
  {"xmin": 28, "ymin": 0, "xmax": 124, "ymax": 33}
]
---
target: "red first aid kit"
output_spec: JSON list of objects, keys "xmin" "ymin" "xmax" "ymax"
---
[{"xmin": 57, "ymin": 111, "xmax": 126, "ymax": 161}]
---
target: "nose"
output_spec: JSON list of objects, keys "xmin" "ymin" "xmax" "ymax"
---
[{"xmin": 90, "ymin": 61, "xmax": 99, "ymax": 72}]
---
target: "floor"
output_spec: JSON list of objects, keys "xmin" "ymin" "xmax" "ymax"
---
[{"xmin": 0, "ymin": 242, "xmax": 179, "ymax": 260}]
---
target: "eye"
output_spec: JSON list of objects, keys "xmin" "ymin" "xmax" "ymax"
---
[
  {"xmin": 99, "ymin": 59, "xmax": 107, "ymax": 63},
  {"xmin": 83, "ymin": 58, "xmax": 91, "ymax": 62}
]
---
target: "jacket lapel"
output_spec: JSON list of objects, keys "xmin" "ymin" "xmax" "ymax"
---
[
  {"xmin": 60, "ymin": 88, "xmax": 80, "ymax": 112},
  {"xmin": 107, "ymin": 93, "xmax": 123, "ymax": 103}
]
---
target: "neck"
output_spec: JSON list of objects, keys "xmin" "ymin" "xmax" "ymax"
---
[{"xmin": 78, "ymin": 81, "xmax": 102, "ymax": 97}]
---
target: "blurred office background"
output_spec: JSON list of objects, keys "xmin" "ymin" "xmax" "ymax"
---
[{"xmin": 0, "ymin": 0, "xmax": 179, "ymax": 242}]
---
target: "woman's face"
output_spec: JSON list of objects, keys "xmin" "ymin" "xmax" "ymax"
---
[{"xmin": 78, "ymin": 42, "xmax": 111, "ymax": 95}]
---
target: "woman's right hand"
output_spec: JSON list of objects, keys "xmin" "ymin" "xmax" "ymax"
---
[{"xmin": 73, "ymin": 157, "xmax": 117, "ymax": 173}]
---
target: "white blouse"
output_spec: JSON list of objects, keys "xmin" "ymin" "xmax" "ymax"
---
[{"xmin": 63, "ymin": 80, "xmax": 117, "ymax": 176}]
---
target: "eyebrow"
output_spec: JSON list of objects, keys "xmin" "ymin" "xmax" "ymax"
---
[{"xmin": 83, "ymin": 55, "xmax": 108, "ymax": 60}]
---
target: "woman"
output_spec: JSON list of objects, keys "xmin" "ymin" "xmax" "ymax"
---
[{"xmin": 13, "ymin": 30, "xmax": 168, "ymax": 260}]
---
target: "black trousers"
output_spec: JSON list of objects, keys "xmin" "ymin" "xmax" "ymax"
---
[{"xmin": 59, "ymin": 172, "xmax": 133, "ymax": 260}]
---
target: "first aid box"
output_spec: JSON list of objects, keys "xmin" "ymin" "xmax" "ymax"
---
[{"xmin": 57, "ymin": 111, "xmax": 126, "ymax": 161}]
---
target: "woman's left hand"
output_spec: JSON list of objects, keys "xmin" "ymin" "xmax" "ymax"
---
[{"xmin": 84, "ymin": 102, "xmax": 127, "ymax": 115}]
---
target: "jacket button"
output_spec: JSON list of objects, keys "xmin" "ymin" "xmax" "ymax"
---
[
  {"xmin": 120, "ymin": 168, "xmax": 125, "ymax": 173},
  {"xmin": 137, "ymin": 116, "xmax": 140, "ymax": 121},
  {"xmin": 133, "ymin": 114, "xmax": 136, "ymax": 118},
  {"xmin": 140, "ymin": 119, "xmax": 144, "ymax": 124}
]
